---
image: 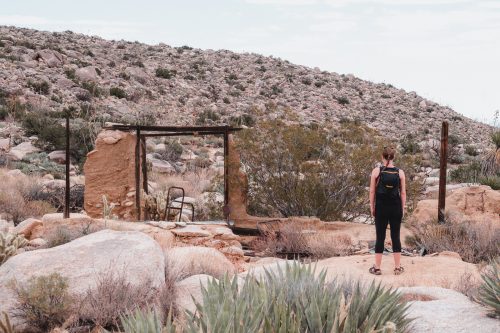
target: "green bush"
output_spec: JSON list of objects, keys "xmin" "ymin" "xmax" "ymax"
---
[
  {"xmin": 478, "ymin": 260, "xmax": 500, "ymax": 318},
  {"xmin": 400, "ymin": 134, "xmax": 421, "ymax": 154},
  {"xmin": 479, "ymin": 175, "xmax": 500, "ymax": 190},
  {"xmin": 196, "ymin": 109, "xmax": 220, "ymax": 125},
  {"xmin": 10, "ymin": 273, "xmax": 74, "ymax": 332},
  {"xmin": 465, "ymin": 145, "xmax": 479, "ymax": 156},
  {"xmin": 237, "ymin": 121, "xmax": 380, "ymax": 220},
  {"xmin": 110, "ymin": 87, "xmax": 127, "ymax": 99},
  {"xmin": 449, "ymin": 161, "xmax": 482, "ymax": 183},
  {"xmin": 336, "ymin": 96, "xmax": 350, "ymax": 105},
  {"xmin": 155, "ymin": 67, "xmax": 176, "ymax": 79}
]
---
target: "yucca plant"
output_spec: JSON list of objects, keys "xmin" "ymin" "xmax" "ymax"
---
[
  {"xmin": 187, "ymin": 261, "xmax": 412, "ymax": 333},
  {"xmin": 478, "ymin": 260, "xmax": 500, "ymax": 318}
]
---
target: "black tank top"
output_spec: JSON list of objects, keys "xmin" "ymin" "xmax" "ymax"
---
[{"xmin": 375, "ymin": 166, "xmax": 401, "ymax": 207}]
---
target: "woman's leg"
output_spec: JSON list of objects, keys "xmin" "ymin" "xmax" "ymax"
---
[
  {"xmin": 389, "ymin": 209, "xmax": 402, "ymax": 268},
  {"xmin": 374, "ymin": 208, "xmax": 388, "ymax": 268}
]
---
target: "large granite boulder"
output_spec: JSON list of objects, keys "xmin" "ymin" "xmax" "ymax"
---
[{"xmin": 0, "ymin": 230, "xmax": 165, "ymax": 318}]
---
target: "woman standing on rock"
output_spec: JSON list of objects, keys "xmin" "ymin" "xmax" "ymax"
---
[{"xmin": 369, "ymin": 146, "xmax": 406, "ymax": 275}]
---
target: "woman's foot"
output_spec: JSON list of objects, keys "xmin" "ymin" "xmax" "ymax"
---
[
  {"xmin": 394, "ymin": 266, "xmax": 404, "ymax": 275},
  {"xmin": 369, "ymin": 265, "xmax": 382, "ymax": 275}
]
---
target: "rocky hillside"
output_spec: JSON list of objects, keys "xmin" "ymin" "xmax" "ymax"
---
[{"xmin": 0, "ymin": 26, "xmax": 492, "ymax": 145}]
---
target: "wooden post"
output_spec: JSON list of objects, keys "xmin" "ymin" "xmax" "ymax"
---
[
  {"xmin": 438, "ymin": 121, "xmax": 449, "ymax": 224},
  {"xmin": 64, "ymin": 113, "xmax": 70, "ymax": 219},
  {"xmin": 140, "ymin": 136, "xmax": 149, "ymax": 220},
  {"xmin": 135, "ymin": 126, "xmax": 141, "ymax": 221}
]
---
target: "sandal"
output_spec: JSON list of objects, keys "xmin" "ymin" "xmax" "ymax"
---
[
  {"xmin": 394, "ymin": 266, "xmax": 405, "ymax": 275},
  {"xmin": 369, "ymin": 265, "xmax": 382, "ymax": 275}
]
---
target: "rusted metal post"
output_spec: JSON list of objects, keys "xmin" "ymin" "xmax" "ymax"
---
[
  {"xmin": 64, "ymin": 113, "xmax": 70, "ymax": 219},
  {"xmin": 135, "ymin": 126, "xmax": 141, "ymax": 221},
  {"xmin": 438, "ymin": 121, "xmax": 449, "ymax": 224},
  {"xmin": 140, "ymin": 136, "xmax": 148, "ymax": 194},
  {"xmin": 223, "ymin": 127, "xmax": 229, "ymax": 219},
  {"xmin": 140, "ymin": 136, "xmax": 149, "ymax": 220}
]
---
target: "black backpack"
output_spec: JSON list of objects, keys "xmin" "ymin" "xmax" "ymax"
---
[{"xmin": 376, "ymin": 166, "xmax": 400, "ymax": 198}]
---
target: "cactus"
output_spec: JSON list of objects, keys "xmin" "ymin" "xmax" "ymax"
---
[
  {"xmin": 142, "ymin": 191, "xmax": 170, "ymax": 221},
  {"xmin": 0, "ymin": 232, "xmax": 28, "ymax": 266},
  {"xmin": 0, "ymin": 312, "xmax": 14, "ymax": 333},
  {"xmin": 102, "ymin": 195, "xmax": 116, "ymax": 226}
]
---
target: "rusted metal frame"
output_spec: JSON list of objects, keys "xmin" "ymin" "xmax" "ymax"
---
[
  {"xmin": 165, "ymin": 186, "xmax": 185, "ymax": 222},
  {"xmin": 64, "ymin": 113, "xmax": 70, "ymax": 219},
  {"xmin": 105, "ymin": 124, "xmax": 242, "ymax": 132},
  {"xmin": 135, "ymin": 126, "xmax": 141, "ymax": 220},
  {"xmin": 141, "ymin": 131, "xmax": 226, "ymax": 137},
  {"xmin": 223, "ymin": 126, "xmax": 229, "ymax": 219},
  {"xmin": 438, "ymin": 121, "xmax": 449, "ymax": 224}
]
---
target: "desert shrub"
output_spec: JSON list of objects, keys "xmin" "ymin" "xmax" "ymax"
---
[
  {"xmin": 27, "ymin": 80, "xmax": 50, "ymax": 95},
  {"xmin": 110, "ymin": 87, "xmax": 127, "ymax": 99},
  {"xmin": 186, "ymin": 262, "xmax": 412, "ymax": 332},
  {"xmin": 478, "ymin": 260, "xmax": 500, "ymax": 318},
  {"xmin": 158, "ymin": 140, "xmax": 183, "ymax": 162},
  {"xmin": 10, "ymin": 273, "xmax": 74, "ymax": 332},
  {"xmin": 0, "ymin": 171, "xmax": 55, "ymax": 224},
  {"xmin": 21, "ymin": 111, "xmax": 66, "ymax": 150},
  {"xmin": 400, "ymin": 133, "xmax": 421, "ymax": 154},
  {"xmin": 450, "ymin": 161, "xmax": 482, "ymax": 183},
  {"xmin": 81, "ymin": 81, "xmax": 102, "ymax": 97},
  {"xmin": 253, "ymin": 221, "xmax": 354, "ymax": 259},
  {"xmin": 229, "ymin": 113, "xmax": 256, "ymax": 127},
  {"xmin": 45, "ymin": 226, "xmax": 75, "ymax": 248},
  {"xmin": 479, "ymin": 175, "xmax": 500, "ymax": 190},
  {"xmin": 406, "ymin": 218, "xmax": 500, "ymax": 264},
  {"xmin": 236, "ymin": 120, "xmax": 419, "ymax": 221},
  {"xmin": 13, "ymin": 152, "xmax": 64, "ymax": 178},
  {"xmin": 155, "ymin": 67, "xmax": 176, "ymax": 79},
  {"xmin": 196, "ymin": 109, "xmax": 220, "ymax": 125},
  {"xmin": 336, "ymin": 96, "xmax": 350, "ymax": 105},
  {"xmin": 465, "ymin": 145, "xmax": 479, "ymax": 156},
  {"xmin": 77, "ymin": 270, "xmax": 157, "ymax": 330}
]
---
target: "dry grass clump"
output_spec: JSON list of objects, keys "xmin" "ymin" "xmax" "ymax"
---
[
  {"xmin": 406, "ymin": 217, "xmax": 500, "ymax": 264},
  {"xmin": 0, "ymin": 169, "xmax": 55, "ymax": 224},
  {"xmin": 253, "ymin": 221, "xmax": 355, "ymax": 259},
  {"xmin": 150, "ymin": 169, "xmax": 220, "ymax": 199},
  {"xmin": 76, "ymin": 270, "xmax": 157, "ymax": 330}
]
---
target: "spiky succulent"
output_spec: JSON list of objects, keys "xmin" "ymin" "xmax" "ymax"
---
[
  {"xmin": 0, "ymin": 232, "xmax": 28, "ymax": 266},
  {"xmin": 120, "ymin": 309, "xmax": 176, "ymax": 333},
  {"xmin": 478, "ymin": 260, "xmax": 500, "ymax": 318}
]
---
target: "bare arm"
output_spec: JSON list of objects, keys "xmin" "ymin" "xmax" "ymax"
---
[
  {"xmin": 399, "ymin": 169, "xmax": 407, "ymax": 216},
  {"xmin": 369, "ymin": 168, "xmax": 379, "ymax": 217}
]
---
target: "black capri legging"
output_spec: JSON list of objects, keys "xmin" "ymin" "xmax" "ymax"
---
[{"xmin": 374, "ymin": 204, "xmax": 402, "ymax": 253}]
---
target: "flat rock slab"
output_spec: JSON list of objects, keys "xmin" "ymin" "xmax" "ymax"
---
[
  {"xmin": 172, "ymin": 225, "xmax": 211, "ymax": 237},
  {"xmin": 400, "ymin": 287, "xmax": 500, "ymax": 333}
]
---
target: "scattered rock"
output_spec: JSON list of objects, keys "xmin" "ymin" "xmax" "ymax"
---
[{"xmin": 48, "ymin": 150, "xmax": 66, "ymax": 163}]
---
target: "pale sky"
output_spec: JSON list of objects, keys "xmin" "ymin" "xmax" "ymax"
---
[{"xmin": 1, "ymin": 0, "xmax": 499, "ymax": 123}]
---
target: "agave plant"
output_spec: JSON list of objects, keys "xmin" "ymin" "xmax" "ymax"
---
[
  {"xmin": 186, "ymin": 261, "xmax": 412, "ymax": 333},
  {"xmin": 120, "ymin": 308, "xmax": 177, "ymax": 333},
  {"xmin": 478, "ymin": 260, "xmax": 500, "ymax": 318},
  {"xmin": 0, "ymin": 312, "xmax": 14, "ymax": 333}
]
